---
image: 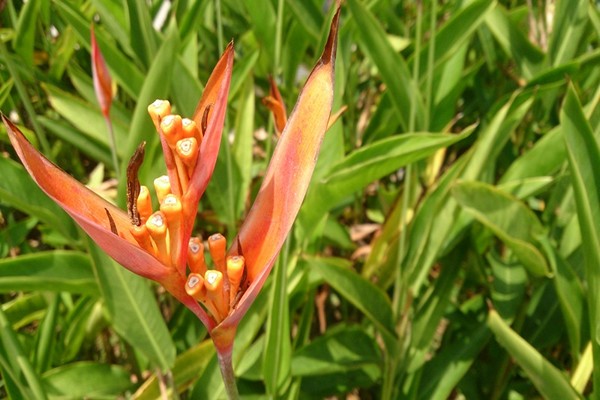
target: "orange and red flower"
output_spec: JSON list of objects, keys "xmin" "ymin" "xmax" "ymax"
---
[{"xmin": 4, "ymin": 6, "xmax": 340, "ymax": 358}]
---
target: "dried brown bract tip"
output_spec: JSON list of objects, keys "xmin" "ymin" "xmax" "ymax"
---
[{"xmin": 126, "ymin": 141, "xmax": 147, "ymax": 226}]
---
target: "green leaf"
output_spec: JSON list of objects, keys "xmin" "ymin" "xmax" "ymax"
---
[
  {"xmin": 291, "ymin": 326, "xmax": 381, "ymax": 397},
  {"xmin": 42, "ymin": 362, "xmax": 132, "ymax": 397},
  {"xmin": 33, "ymin": 294, "xmax": 59, "ymax": 373},
  {"xmin": 311, "ymin": 257, "xmax": 396, "ymax": 346},
  {"xmin": 37, "ymin": 117, "xmax": 112, "ymax": 166},
  {"xmin": 539, "ymin": 239, "xmax": 584, "ymax": 360},
  {"xmin": 123, "ymin": 26, "xmax": 179, "ymax": 169},
  {"xmin": 48, "ymin": 26, "xmax": 78, "ymax": 80},
  {"xmin": 408, "ymin": 94, "xmax": 531, "ymax": 294},
  {"xmin": 419, "ymin": 318, "xmax": 490, "ymax": 400},
  {"xmin": 452, "ymin": 181, "xmax": 549, "ymax": 277},
  {"xmin": 206, "ymin": 132, "xmax": 242, "ymax": 229},
  {"xmin": 54, "ymin": 1, "xmax": 144, "ymax": 97},
  {"xmin": 488, "ymin": 253, "xmax": 527, "ymax": 322},
  {"xmin": 292, "ymin": 325, "xmax": 381, "ymax": 376},
  {"xmin": 484, "ymin": 4, "xmax": 544, "ymax": 80},
  {"xmin": 0, "ymin": 78, "xmax": 14, "ymax": 109},
  {"xmin": 0, "ymin": 157, "xmax": 78, "ymax": 241},
  {"xmin": 13, "ymin": 0, "xmax": 39, "ymax": 66},
  {"xmin": 170, "ymin": 56, "xmax": 203, "ymax": 117},
  {"xmin": 86, "ymin": 239, "xmax": 176, "ymax": 370},
  {"xmin": 0, "ymin": 307, "xmax": 48, "ymax": 400},
  {"xmin": 244, "ymin": 0, "xmax": 277, "ymax": 62},
  {"xmin": 263, "ymin": 249, "xmax": 293, "ymax": 395},
  {"xmin": 487, "ymin": 308, "xmax": 581, "ymax": 400},
  {"xmin": 328, "ymin": 130, "xmax": 470, "ymax": 194},
  {"xmin": 90, "ymin": 0, "xmax": 131, "ymax": 56},
  {"xmin": 409, "ymin": 257, "xmax": 462, "ymax": 372},
  {"xmin": 415, "ymin": 0, "xmax": 495, "ymax": 79},
  {"xmin": 499, "ymin": 122, "xmax": 563, "ymax": 179},
  {"xmin": 44, "ymin": 84, "xmax": 128, "ymax": 154},
  {"xmin": 229, "ymin": 50, "xmax": 259, "ymax": 100},
  {"xmin": 305, "ymin": 128, "xmax": 472, "ymax": 225},
  {"xmin": 133, "ymin": 340, "xmax": 215, "ymax": 399},
  {"xmin": 347, "ymin": 0, "xmax": 425, "ymax": 131},
  {"xmin": 231, "ymin": 74, "xmax": 256, "ymax": 218},
  {"xmin": 0, "ymin": 251, "xmax": 97, "ymax": 295},
  {"xmin": 562, "ymin": 84, "xmax": 600, "ymax": 380},
  {"xmin": 2, "ymin": 293, "xmax": 47, "ymax": 330},
  {"xmin": 284, "ymin": 0, "xmax": 323, "ymax": 40},
  {"xmin": 126, "ymin": 0, "xmax": 158, "ymax": 68},
  {"xmin": 547, "ymin": 0, "xmax": 589, "ymax": 66},
  {"xmin": 61, "ymin": 298, "xmax": 104, "ymax": 363}
]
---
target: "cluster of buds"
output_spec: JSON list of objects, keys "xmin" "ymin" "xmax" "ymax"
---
[
  {"xmin": 119, "ymin": 99, "xmax": 245, "ymax": 324},
  {"xmin": 185, "ymin": 235, "xmax": 247, "ymax": 322}
]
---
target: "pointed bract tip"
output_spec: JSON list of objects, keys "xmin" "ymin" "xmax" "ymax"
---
[
  {"xmin": 224, "ymin": 40, "xmax": 234, "ymax": 55},
  {"xmin": 320, "ymin": 2, "xmax": 341, "ymax": 66},
  {"xmin": 2, "ymin": 114, "xmax": 19, "ymax": 134}
]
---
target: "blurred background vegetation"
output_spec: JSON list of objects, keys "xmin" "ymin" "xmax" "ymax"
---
[{"xmin": 1, "ymin": 0, "xmax": 599, "ymax": 399}]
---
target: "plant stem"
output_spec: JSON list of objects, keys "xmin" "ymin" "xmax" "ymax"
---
[
  {"xmin": 274, "ymin": 0, "xmax": 284, "ymax": 75},
  {"xmin": 215, "ymin": 0, "xmax": 224, "ymax": 53},
  {"xmin": 103, "ymin": 116, "xmax": 121, "ymax": 178},
  {"xmin": 217, "ymin": 346, "xmax": 239, "ymax": 400},
  {"xmin": 385, "ymin": 2, "xmax": 424, "ymax": 399}
]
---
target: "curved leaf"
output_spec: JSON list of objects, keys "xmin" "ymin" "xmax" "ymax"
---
[
  {"xmin": 0, "ymin": 252, "xmax": 97, "ymax": 295},
  {"xmin": 312, "ymin": 256, "xmax": 396, "ymax": 345},
  {"xmin": 487, "ymin": 308, "xmax": 581, "ymax": 400},
  {"xmin": 87, "ymin": 240, "xmax": 176, "ymax": 371},
  {"xmin": 452, "ymin": 181, "xmax": 549, "ymax": 277},
  {"xmin": 42, "ymin": 362, "xmax": 132, "ymax": 397},
  {"xmin": 562, "ymin": 84, "xmax": 600, "ymax": 390}
]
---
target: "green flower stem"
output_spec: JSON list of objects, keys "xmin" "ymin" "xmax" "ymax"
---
[
  {"xmin": 274, "ymin": 0, "xmax": 285, "ymax": 75},
  {"xmin": 217, "ymin": 346, "xmax": 239, "ymax": 400},
  {"xmin": 103, "ymin": 115, "xmax": 120, "ymax": 178}
]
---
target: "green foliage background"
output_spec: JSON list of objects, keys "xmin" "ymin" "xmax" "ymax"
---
[{"xmin": 0, "ymin": 0, "xmax": 599, "ymax": 399}]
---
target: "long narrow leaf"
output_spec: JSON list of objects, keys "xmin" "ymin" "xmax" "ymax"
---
[
  {"xmin": 562, "ymin": 84, "xmax": 600, "ymax": 391},
  {"xmin": 0, "ymin": 157, "xmax": 78, "ymax": 241},
  {"xmin": 87, "ymin": 239, "xmax": 176, "ymax": 370},
  {"xmin": 0, "ymin": 307, "xmax": 48, "ymax": 399},
  {"xmin": 487, "ymin": 308, "xmax": 581, "ymax": 399},
  {"xmin": 452, "ymin": 181, "xmax": 549, "ymax": 277},
  {"xmin": 0, "ymin": 250, "xmax": 98, "ymax": 295},
  {"xmin": 311, "ymin": 257, "xmax": 396, "ymax": 347},
  {"xmin": 347, "ymin": 0, "xmax": 425, "ymax": 131}
]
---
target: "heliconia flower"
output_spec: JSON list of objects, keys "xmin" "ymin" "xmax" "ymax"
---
[{"xmin": 5, "ymin": 5, "xmax": 340, "ymax": 397}]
